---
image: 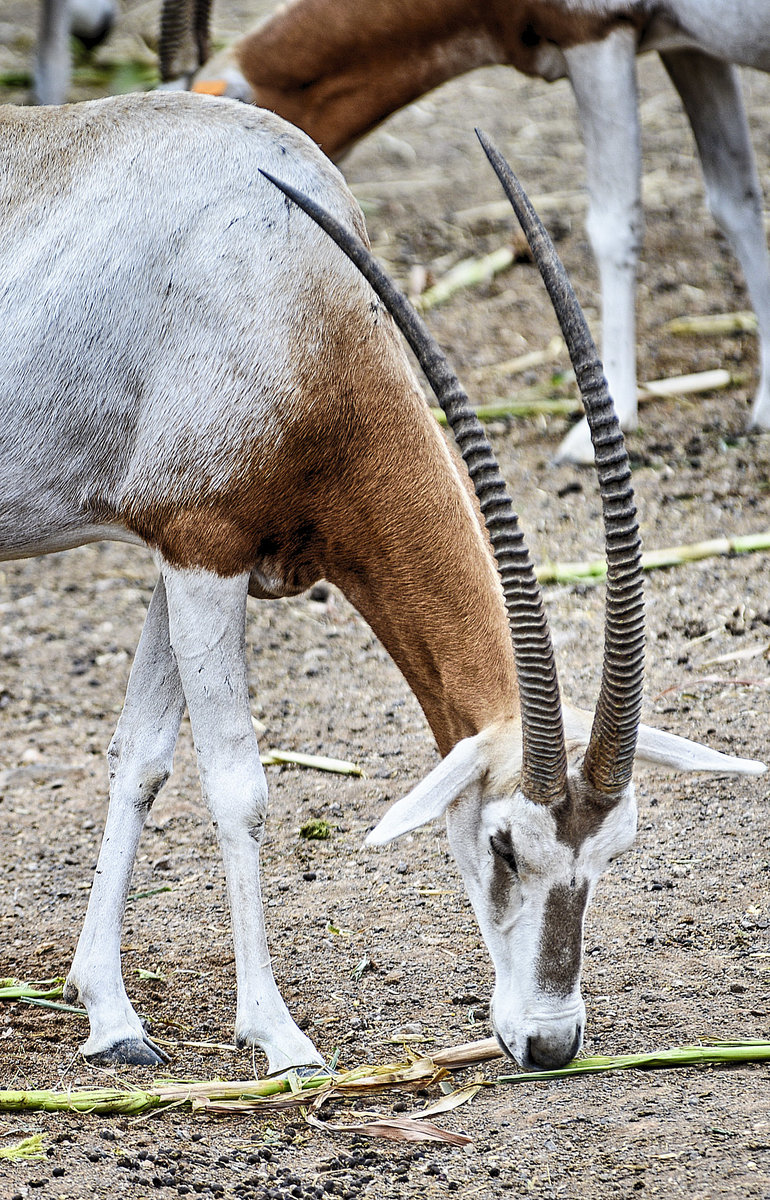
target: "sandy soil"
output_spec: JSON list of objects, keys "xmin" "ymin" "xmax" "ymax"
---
[{"xmin": 1, "ymin": 3, "xmax": 770, "ymax": 1199}]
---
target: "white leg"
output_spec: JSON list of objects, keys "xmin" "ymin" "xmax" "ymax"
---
[
  {"xmin": 33, "ymin": 0, "xmax": 72, "ymax": 105},
  {"xmin": 161, "ymin": 564, "xmax": 323, "ymax": 1073},
  {"xmin": 558, "ymin": 28, "xmax": 642, "ymax": 464},
  {"xmin": 662, "ymin": 50, "xmax": 770, "ymax": 431},
  {"xmin": 64, "ymin": 577, "xmax": 186, "ymax": 1064}
]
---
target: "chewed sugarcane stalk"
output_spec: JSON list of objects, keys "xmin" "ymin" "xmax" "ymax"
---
[
  {"xmin": 0, "ymin": 1058, "xmax": 450, "ymax": 1122},
  {"xmin": 498, "ymin": 1039, "xmax": 770, "ymax": 1083},
  {"xmin": 537, "ymin": 531, "xmax": 770, "ymax": 586}
]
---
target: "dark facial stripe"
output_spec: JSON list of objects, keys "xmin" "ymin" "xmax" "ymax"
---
[
  {"xmin": 535, "ymin": 880, "xmax": 588, "ymax": 997},
  {"xmin": 552, "ymin": 773, "xmax": 615, "ymax": 853},
  {"xmin": 490, "ymin": 852, "xmax": 515, "ymax": 922}
]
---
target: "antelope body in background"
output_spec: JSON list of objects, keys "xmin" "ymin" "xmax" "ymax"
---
[
  {"xmin": 180, "ymin": 0, "xmax": 770, "ymax": 464},
  {"xmin": 1, "ymin": 91, "xmax": 762, "ymax": 1072}
]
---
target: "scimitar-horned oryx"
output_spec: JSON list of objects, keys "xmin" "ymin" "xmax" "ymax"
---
[{"xmin": 1, "ymin": 93, "xmax": 763, "ymax": 1073}]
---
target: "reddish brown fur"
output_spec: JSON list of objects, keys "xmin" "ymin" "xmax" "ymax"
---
[
  {"xmin": 233, "ymin": 0, "xmax": 634, "ymax": 156},
  {"xmin": 117, "ymin": 302, "xmax": 519, "ymax": 754}
]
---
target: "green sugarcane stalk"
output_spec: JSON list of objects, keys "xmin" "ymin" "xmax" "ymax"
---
[
  {"xmin": 0, "ymin": 1087, "xmax": 161, "ymax": 1115},
  {"xmin": 431, "ymin": 395, "xmax": 577, "ymax": 424},
  {"xmin": 0, "ymin": 1080, "xmax": 322, "ymax": 1117},
  {"xmin": 537, "ymin": 531, "xmax": 770, "ymax": 586},
  {"xmin": 498, "ymin": 1040, "xmax": 770, "ymax": 1083},
  {"xmin": 1, "ymin": 1041, "xmax": 767, "ymax": 1116},
  {"xmin": 16, "ymin": 997, "xmax": 86, "ymax": 1016},
  {"xmin": 0, "ymin": 1059, "xmax": 443, "ymax": 1116},
  {"xmin": 0, "ymin": 980, "xmax": 64, "ymax": 1002}
]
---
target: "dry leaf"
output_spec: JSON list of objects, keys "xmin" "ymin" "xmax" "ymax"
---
[{"xmin": 305, "ymin": 1110, "xmax": 473, "ymax": 1145}]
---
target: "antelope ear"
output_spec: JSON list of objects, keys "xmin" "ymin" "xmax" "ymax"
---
[
  {"xmin": 561, "ymin": 703, "xmax": 765, "ymax": 775},
  {"xmin": 561, "ymin": 703, "xmax": 592, "ymax": 747},
  {"xmin": 366, "ymin": 732, "xmax": 487, "ymax": 846},
  {"xmin": 634, "ymin": 724, "xmax": 766, "ymax": 775}
]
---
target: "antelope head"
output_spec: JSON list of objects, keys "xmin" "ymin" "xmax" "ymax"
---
[{"xmin": 262, "ymin": 135, "xmax": 764, "ymax": 1070}]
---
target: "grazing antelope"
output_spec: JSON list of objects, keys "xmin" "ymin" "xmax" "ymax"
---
[
  {"xmin": 179, "ymin": 0, "xmax": 770, "ymax": 464},
  {"xmin": 33, "ymin": 0, "xmax": 116, "ymax": 105},
  {"xmin": 1, "ymin": 92, "xmax": 762, "ymax": 1072}
]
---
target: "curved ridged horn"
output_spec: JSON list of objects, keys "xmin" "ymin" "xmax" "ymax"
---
[
  {"xmin": 260, "ymin": 168, "xmax": 567, "ymax": 805},
  {"xmin": 159, "ymin": 0, "xmax": 211, "ymax": 83},
  {"xmin": 475, "ymin": 131, "xmax": 644, "ymax": 794},
  {"xmin": 194, "ymin": 0, "xmax": 213, "ymax": 68}
]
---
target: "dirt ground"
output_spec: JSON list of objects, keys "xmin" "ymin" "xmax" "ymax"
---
[{"xmin": 1, "ymin": 3, "xmax": 770, "ymax": 1198}]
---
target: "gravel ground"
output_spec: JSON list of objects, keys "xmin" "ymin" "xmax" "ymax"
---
[{"xmin": 1, "ymin": 3, "xmax": 770, "ymax": 1198}]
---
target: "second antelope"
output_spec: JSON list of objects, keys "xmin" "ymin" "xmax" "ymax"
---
[
  {"xmin": 2, "ymin": 92, "xmax": 763, "ymax": 1073},
  {"xmin": 178, "ymin": 0, "xmax": 770, "ymax": 464}
]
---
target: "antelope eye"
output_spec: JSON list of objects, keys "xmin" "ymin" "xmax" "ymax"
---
[{"xmin": 490, "ymin": 833, "xmax": 518, "ymax": 876}]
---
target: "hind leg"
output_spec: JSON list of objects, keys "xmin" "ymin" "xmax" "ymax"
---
[
  {"xmin": 558, "ymin": 27, "xmax": 642, "ymax": 464},
  {"xmin": 64, "ymin": 576, "xmax": 185, "ymax": 1064},
  {"xmin": 662, "ymin": 50, "xmax": 770, "ymax": 431}
]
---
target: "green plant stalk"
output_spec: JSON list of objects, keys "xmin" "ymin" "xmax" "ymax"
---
[
  {"xmin": 0, "ymin": 1059, "xmax": 441, "ymax": 1116},
  {"xmin": 17, "ymin": 997, "xmax": 86, "ymax": 1016},
  {"xmin": 431, "ymin": 395, "xmax": 577, "ymax": 424},
  {"xmin": 536, "ymin": 531, "xmax": 770, "ymax": 586},
  {"xmin": 1, "ymin": 1042, "xmax": 766, "ymax": 1117},
  {"xmin": 0, "ymin": 980, "xmax": 64, "ymax": 1002},
  {"xmin": 0, "ymin": 1134, "xmax": 48, "ymax": 1161},
  {"xmin": 498, "ymin": 1040, "xmax": 770, "ymax": 1083},
  {"xmin": 0, "ymin": 1081, "xmax": 323, "ymax": 1117},
  {"xmin": 127, "ymin": 885, "xmax": 173, "ymax": 901},
  {"xmin": 0, "ymin": 1088, "xmax": 161, "ymax": 1115}
]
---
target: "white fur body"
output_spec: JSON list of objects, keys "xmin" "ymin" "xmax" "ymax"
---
[{"xmin": 1, "ymin": 95, "xmax": 363, "ymax": 559}]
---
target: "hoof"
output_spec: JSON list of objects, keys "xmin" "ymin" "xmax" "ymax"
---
[
  {"xmin": 261, "ymin": 1061, "xmax": 332, "ymax": 1081},
  {"xmin": 234, "ymin": 1029, "xmax": 325, "ymax": 1077},
  {"xmin": 295, "ymin": 1062, "xmax": 333, "ymax": 1081},
  {"xmin": 191, "ymin": 50, "xmax": 254, "ymax": 104},
  {"xmin": 85, "ymin": 1036, "xmax": 169, "ymax": 1067},
  {"xmin": 553, "ymin": 418, "xmax": 596, "ymax": 466}
]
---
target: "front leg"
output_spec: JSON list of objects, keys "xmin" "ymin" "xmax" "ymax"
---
[
  {"xmin": 65, "ymin": 576, "xmax": 186, "ymax": 1064},
  {"xmin": 661, "ymin": 50, "xmax": 770, "ymax": 432},
  {"xmin": 33, "ymin": 0, "xmax": 72, "ymax": 105},
  {"xmin": 161, "ymin": 564, "xmax": 323, "ymax": 1073},
  {"xmin": 558, "ymin": 28, "xmax": 642, "ymax": 464}
]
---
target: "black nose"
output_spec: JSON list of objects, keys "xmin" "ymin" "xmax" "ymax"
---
[{"xmin": 526, "ymin": 1025, "xmax": 582, "ymax": 1071}]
